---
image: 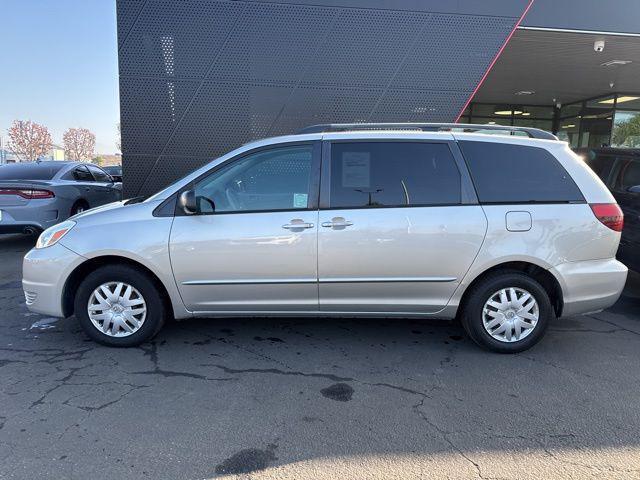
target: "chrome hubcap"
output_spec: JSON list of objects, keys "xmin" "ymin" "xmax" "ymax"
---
[
  {"xmin": 482, "ymin": 287, "xmax": 539, "ymax": 343},
  {"xmin": 87, "ymin": 282, "xmax": 146, "ymax": 337}
]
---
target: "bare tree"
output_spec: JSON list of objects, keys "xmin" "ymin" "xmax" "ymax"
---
[
  {"xmin": 63, "ymin": 127, "xmax": 96, "ymax": 161},
  {"xmin": 116, "ymin": 123, "xmax": 121, "ymax": 153},
  {"xmin": 7, "ymin": 120, "xmax": 53, "ymax": 161}
]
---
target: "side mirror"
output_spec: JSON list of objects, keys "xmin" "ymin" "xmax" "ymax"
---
[
  {"xmin": 179, "ymin": 190, "xmax": 197, "ymax": 214},
  {"xmin": 627, "ymin": 185, "xmax": 640, "ymax": 194}
]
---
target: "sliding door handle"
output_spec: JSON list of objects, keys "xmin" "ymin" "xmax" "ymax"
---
[{"xmin": 321, "ymin": 217, "xmax": 353, "ymax": 229}]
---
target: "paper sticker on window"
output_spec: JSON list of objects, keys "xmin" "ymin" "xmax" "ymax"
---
[
  {"xmin": 342, "ymin": 152, "xmax": 370, "ymax": 188},
  {"xmin": 293, "ymin": 193, "xmax": 308, "ymax": 208}
]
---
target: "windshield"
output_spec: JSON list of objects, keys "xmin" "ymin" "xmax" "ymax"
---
[{"xmin": 0, "ymin": 162, "xmax": 65, "ymax": 180}]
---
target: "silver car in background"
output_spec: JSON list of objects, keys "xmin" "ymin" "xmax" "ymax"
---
[
  {"xmin": 22, "ymin": 124, "xmax": 628, "ymax": 353},
  {"xmin": 0, "ymin": 161, "xmax": 122, "ymax": 234}
]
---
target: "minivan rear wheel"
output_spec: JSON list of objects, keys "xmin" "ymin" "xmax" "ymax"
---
[
  {"xmin": 74, "ymin": 265, "xmax": 166, "ymax": 347},
  {"xmin": 460, "ymin": 271, "xmax": 553, "ymax": 353}
]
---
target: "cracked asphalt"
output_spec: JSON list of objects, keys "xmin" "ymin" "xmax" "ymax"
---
[{"xmin": 1, "ymin": 233, "xmax": 640, "ymax": 479}]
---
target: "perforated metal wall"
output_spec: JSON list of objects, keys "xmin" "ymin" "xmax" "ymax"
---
[{"xmin": 117, "ymin": 0, "xmax": 529, "ymax": 196}]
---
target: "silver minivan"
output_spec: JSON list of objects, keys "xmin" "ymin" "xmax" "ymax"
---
[{"xmin": 22, "ymin": 124, "xmax": 628, "ymax": 352}]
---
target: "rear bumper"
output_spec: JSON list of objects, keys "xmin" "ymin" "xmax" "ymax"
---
[
  {"xmin": 0, "ymin": 224, "xmax": 42, "ymax": 234},
  {"xmin": 0, "ymin": 200, "xmax": 61, "ymax": 233},
  {"xmin": 22, "ymin": 243, "xmax": 85, "ymax": 317},
  {"xmin": 551, "ymin": 258, "xmax": 628, "ymax": 317}
]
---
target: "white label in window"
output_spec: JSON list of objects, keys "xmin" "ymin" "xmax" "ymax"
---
[
  {"xmin": 342, "ymin": 152, "xmax": 370, "ymax": 188},
  {"xmin": 293, "ymin": 193, "xmax": 308, "ymax": 208}
]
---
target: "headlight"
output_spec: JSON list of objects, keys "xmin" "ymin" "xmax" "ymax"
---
[{"xmin": 36, "ymin": 221, "xmax": 76, "ymax": 249}]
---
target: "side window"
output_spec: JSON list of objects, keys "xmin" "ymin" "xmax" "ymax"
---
[
  {"xmin": 615, "ymin": 158, "xmax": 640, "ymax": 192},
  {"xmin": 87, "ymin": 165, "xmax": 112, "ymax": 182},
  {"xmin": 329, "ymin": 142, "xmax": 461, "ymax": 208},
  {"xmin": 459, "ymin": 141, "xmax": 584, "ymax": 203},
  {"xmin": 583, "ymin": 151, "xmax": 615, "ymax": 184},
  {"xmin": 193, "ymin": 145, "xmax": 313, "ymax": 213},
  {"xmin": 72, "ymin": 166, "xmax": 93, "ymax": 181}
]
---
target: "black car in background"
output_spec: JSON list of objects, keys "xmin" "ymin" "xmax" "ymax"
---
[
  {"xmin": 579, "ymin": 148, "xmax": 640, "ymax": 272},
  {"xmin": 103, "ymin": 165, "xmax": 122, "ymax": 183}
]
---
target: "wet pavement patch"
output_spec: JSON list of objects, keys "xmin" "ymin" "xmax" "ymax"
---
[
  {"xmin": 321, "ymin": 383, "xmax": 354, "ymax": 402},
  {"xmin": 29, "ymin": 317, "xmax": 62, "ymax": 332},
  {"xmin": 253, "ymin": 336, "xmax": 285, "ymax": 343},
  {"xmin": 214, "ymin": 444, "xmax": 277, "ymax": 475}
]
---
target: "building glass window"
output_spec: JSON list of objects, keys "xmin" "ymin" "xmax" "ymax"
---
[
  {"xmin": 612, "ymin": 111, "xmax": 640, "ymax": 148},
  {"xmin": 559, "ymin": 102, "xmax": 582, "ymax": 119},
  {"xmin": 556, "ymin": 94, "xmax": 636, "ymax": 148},
  {"xmin": 462, "ymin": 95, "xmax": 640, "ymax": 149},
  {"xmin": 463, "ymin": 103, "xmax": 553, "ymax": 134},
  {"xmin": 613, "ymin": 96, "xmax": 640, "ymax": 110},
  {"xmin": 557, "ymin": 118, "xmax": 581, "ymax": 148}
]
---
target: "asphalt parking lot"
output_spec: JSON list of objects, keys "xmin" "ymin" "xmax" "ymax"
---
[{"xmin": 1, "ymin": 233, "xmax": 640, "ymax": 479}]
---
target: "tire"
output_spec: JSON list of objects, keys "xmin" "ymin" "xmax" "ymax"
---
[
  {"xmin": 74, "ymin": 265, "xmax": 166, "ymax": 347},
  {"xmin": 460, "ymin": 271, "xmax": 553, "ymax": 353},
  {"xmin": 70, "ymin": 200, "xmax": 89, "ymax": 216}
]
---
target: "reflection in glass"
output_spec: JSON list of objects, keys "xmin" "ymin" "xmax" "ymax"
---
[{"xmin": 612, "ymin": 111, "xmax": 640, "ymax": 148}]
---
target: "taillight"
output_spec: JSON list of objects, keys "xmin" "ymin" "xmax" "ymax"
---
[
  {"xmin": 0, "ymin": 188, "xmax": 55, "ymax": 199},
  {"xmin": 590, "ymin": 203, "xmax": 624, "ymax": 232}
]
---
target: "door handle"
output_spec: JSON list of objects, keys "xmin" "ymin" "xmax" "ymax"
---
[
  {"xmin": 282, "ymin": 221, "xmax": 314, "ymax": 230},
  {"xmin": 321, "ymin": 218, "xmax": 353, "ymax": 228}
]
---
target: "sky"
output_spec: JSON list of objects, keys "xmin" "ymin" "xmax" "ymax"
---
[{"xmin": 0, "ymin": 0, "xmax": 120, "ymax": 154}]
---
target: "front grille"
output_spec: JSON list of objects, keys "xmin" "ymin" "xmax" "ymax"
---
[{"xmin": 24, "ymin": 291, "xmax": 37, "ymax": 305}]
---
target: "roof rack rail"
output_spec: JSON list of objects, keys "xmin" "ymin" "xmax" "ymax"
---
[{"xmin": 297, "ymin": 123, "xmax": 558, "ymax": 140}]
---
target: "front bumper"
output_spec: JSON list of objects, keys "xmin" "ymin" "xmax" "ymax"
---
[
  {"xmin": 22, "ymin": 243, "xmax": 85, "ymax": 317},
  {"xmin": 551, "ymin": 258, "xmax": 628, "ymax": 317}
]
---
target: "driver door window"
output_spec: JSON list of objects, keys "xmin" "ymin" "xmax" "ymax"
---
[
  {"xmin": 87, "ymin": 165, "xmax": 113, "ymax": 183},
  {"xmin": 193, "ymin": 145, "xmax": 314, "ymax": 214}
]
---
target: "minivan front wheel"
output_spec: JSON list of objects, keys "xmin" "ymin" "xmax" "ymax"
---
[
  {"xmin": 74, "ymin": 265, "xmax": 166, "ymax": 347},
  {"xmin": 461, "ymin": 272, "xmax": 553, "ymax": 353}
]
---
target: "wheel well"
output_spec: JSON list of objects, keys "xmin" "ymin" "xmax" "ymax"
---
[
  {"xmin": 71, "ymin": 198, "xmax": 89, "ymax": 214},
  {"xmin": 62, "ymin": 256, "xmax": 173, "ymax": 318},
  {"xmin": 460, "ymin": 262, "xmax": 564, "ymax": 317}
]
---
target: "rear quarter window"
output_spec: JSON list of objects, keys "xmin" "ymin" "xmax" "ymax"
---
[{"xmin": 458, "ymin": 141, "xmax": 584, "ymax": 203}]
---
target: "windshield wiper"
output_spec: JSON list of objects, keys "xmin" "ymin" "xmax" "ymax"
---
[{"xmin": 124, "ymin": 196, "xmax": 147, "ymax": 205}]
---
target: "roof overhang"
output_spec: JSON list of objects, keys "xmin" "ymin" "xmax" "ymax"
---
[{"xmin": 473, "ymin": 28, "xmax": 640, "ymax": 106}]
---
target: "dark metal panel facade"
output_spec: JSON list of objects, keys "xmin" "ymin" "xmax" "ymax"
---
[
  {"xmin": 522, "ymin": 0, "xmax": 640, "ymax": 34},
  {"xmin": 117, "ymin": 0, "xmax": 528, "ymax": 196}
]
